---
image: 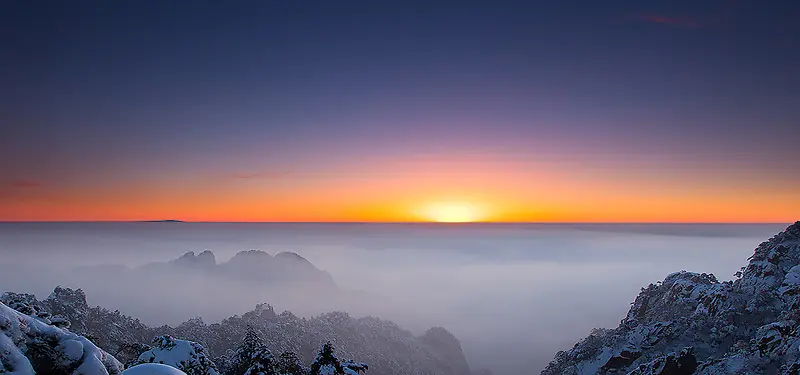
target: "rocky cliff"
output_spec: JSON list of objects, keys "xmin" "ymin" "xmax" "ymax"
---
[{"xmin": 542, "ymin": 221, "xmax": 800, "ymax": 375}]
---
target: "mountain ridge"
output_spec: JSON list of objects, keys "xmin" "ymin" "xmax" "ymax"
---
[
  {"xmin": 542, "ymin": 221, "xmax": 800, "ymax": 374},
  {"xmin": 1, "ymin": 286, "xmax": 473, "ymax": 375}
]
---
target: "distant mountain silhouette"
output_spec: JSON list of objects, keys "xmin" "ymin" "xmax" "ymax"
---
[{"xmin": 152, "ymin": 250, "xmax": 337, "ymax": 290}]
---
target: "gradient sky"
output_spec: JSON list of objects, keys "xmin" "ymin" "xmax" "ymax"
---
[{"xmin": 1, "ymin": 1, "xmax": 799, "ymax": 222}]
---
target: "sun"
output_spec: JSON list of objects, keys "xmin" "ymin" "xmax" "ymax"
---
[{"xmin": 419, "ymin": 202, "xmax": 484, "ymax": 223}]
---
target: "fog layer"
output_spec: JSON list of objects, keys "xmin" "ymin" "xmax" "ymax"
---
[{"xmin": 0, "ymin": 223, "xmax": 786, "ymax": 374}]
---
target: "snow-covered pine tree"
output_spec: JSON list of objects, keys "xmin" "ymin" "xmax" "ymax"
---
[
  {"xmin": 308, "ymin": 342, "xmax": 366, "ymax": 375},
  {"xmin": 226, "ymin": 327, "xmax": 276, "ymax": 375},
  {"xmin": 134, "ymin": 335, "xmax": 219, "ymax": 375},
  {"xmin": 275, "ymin": 352, "xmax": 308, "ymax": 375},
  {"xmin": 242, "ymin": 347, "xmax": 276, "ymax": 375},
  {"xmin": 309, "ymin": 342, "xmax": 340, "ymax": 375}
]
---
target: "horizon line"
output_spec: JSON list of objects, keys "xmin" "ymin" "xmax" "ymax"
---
[{"xmin": 0, "ymin": 220, "xmax": 793, "ymax": 225}]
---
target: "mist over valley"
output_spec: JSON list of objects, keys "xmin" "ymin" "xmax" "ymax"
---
[{"xmin": 0, "ymin": 222, "xmax": 787, "ymax": 374}]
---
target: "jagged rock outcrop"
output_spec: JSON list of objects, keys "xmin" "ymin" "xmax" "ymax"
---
[
  {"xmin": 542, "ymin": 221, "xmax": 800, "ymax": 375},
  {"xmin": 0, "ymin": 300, "xmax": 123, "ymax": 375},
  {"xmin": 45, "ymin": 286, "xmax": 90, "ymax": 332}
]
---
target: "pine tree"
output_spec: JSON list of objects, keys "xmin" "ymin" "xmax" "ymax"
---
[
  {"xmin": 309, "ymin": 342, "xmax": 343, "ymax": 375},
  {"xmin": 243, "ymin": 347, "xmax": 276, "ymax": 375},
  {"xmin": 134, "ymin": 335, "xmax": 219, "ymax": 375},
  {"xmin": 227, "ymin": 327, "xmax": 276, "ymax": 375},
  {"xmin": 276, "ymin": 352, "xmax": 308, "ymax": 375}
]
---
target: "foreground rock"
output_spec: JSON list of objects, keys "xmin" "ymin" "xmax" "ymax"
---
[
  {"xmin": 542, "ymin": 221, "xmax": 800, "ymax": 375},
  {"xmin": 0, "ymin": 300, "xmax": 123, "ymax": 375}
]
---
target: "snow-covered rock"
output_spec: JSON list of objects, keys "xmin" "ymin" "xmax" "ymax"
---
[
  {"xmin": 0, "ymin": 291, "xmax": 66, "ymax": 327},
  {"xmin": 0, "ymin": 300, "xmax": 123, "ymax": 375},
  {"xmin": 542, "ymin": 221, "xmax": 800, "ymax": 375},
  {"xmin": 124, "ymin": 363, "xmax": 188, "ymax": 375},
  {"xmin": 135, "ymin": 336, "xmax": 219, "ymax": 375},
  {"xmin": 45, "ymin": 286, "xmax": 90, "ymax": 331}
]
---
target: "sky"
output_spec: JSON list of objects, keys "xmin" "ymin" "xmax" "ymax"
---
[{"xmin": 1, "ymin": 0, "xmax": 799, "ymax": 222}]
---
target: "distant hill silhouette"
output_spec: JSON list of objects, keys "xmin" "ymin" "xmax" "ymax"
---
[{"xmin": 154, "ymin": 250, "xmax": 337, "ymax": 289}]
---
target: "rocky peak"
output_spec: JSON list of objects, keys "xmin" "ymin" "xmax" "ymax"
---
[
  {"xmin": 542, "ymin": 221, "xmax": 800, "ymax": 375},
  {"xmin": 44, "ymin": 286, "xmax": 89, "ymax": 331},
  {"xmin": 738, "ymin": 221, "xmax": 800, "ymax": 298},
  {"xmin": 243, "ymin": 303, "xmax": 277, "ymax": 322},
  {"xmin": 747, "ymin": 221, "xmax": 800, "ymax": 269},
  {"xmin": 46, "ymin": 285, "xmax": 88, "ymax": 308},
  {"xmin": 624, "ymin": 271, "xmax": 719, "ymax": 328}
]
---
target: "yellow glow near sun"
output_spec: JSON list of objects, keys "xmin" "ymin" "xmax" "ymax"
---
[{"xmin": 420, "ymin": 202, "xmax": 484, "ymax": 223}]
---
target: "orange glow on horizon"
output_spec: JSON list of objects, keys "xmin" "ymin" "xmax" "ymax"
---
[
  {"xmin": 1, "ymin": 153, "xmax": 798, "ymax": 223},
  {"xmin": 416, "ymin": 202, "xmax": 488, "ymax": 222}
]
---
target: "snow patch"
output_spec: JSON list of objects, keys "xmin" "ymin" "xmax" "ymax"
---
[
  {"xmin": 0, "ymin": 300, "xmax": 122, "ymax": 375},
  {"xmin": 124, "ymin": 363, "xmax": 189, "ymax": 375}
]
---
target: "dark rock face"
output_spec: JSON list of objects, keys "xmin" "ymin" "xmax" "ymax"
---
[
  {"xmin": 601, "ymin": 349, "xmax": 642, "ymax": 372},
  {"xmin": 628, "ymin": 348, "xmax": 698, "ymax": 375},
  {"xmin": 542, "ymin": 221, "xmax": 800, "ymax": 375}
]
